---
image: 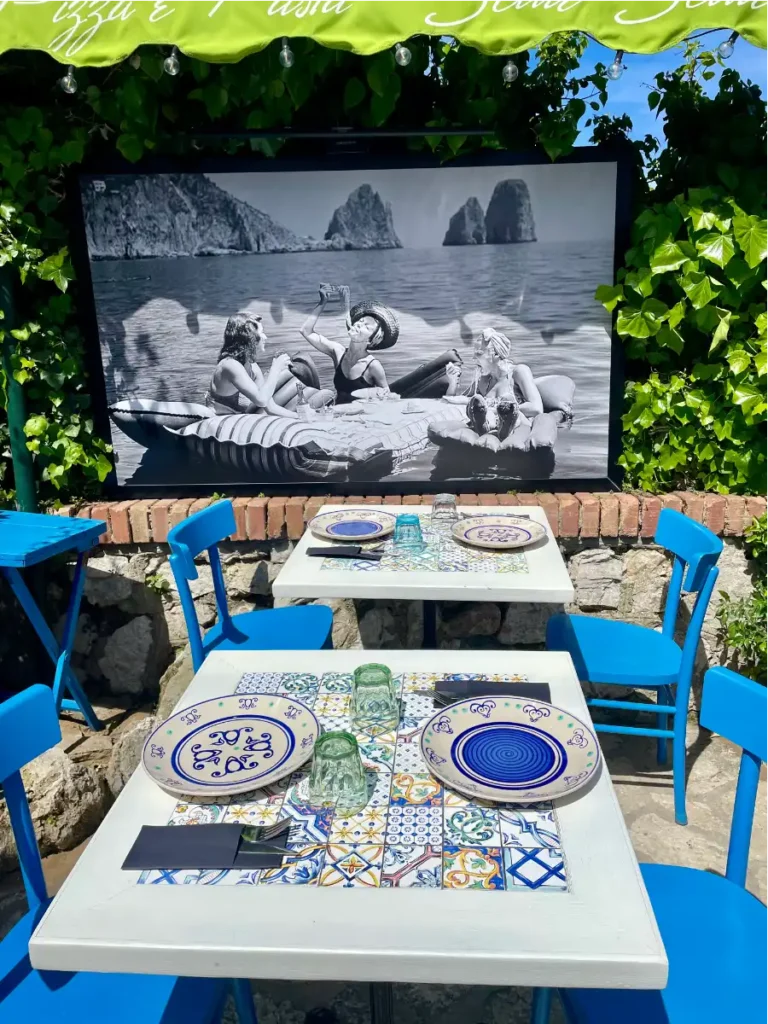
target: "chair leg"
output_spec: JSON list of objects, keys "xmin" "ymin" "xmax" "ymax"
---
[
  {"xmin": 672, "ymin": 710, "xmax": 688, "ymax": 826},
  {"xmin": 656, "ymin": 689, "xmax": 669, "ymax": 766},
  {"xmin": 231, "ymin": 978, "xmax": 258, "ymax": 1024},
  {"xmin": 531, "ymin": 987, "xmax": 553, "ymax": 1024}
]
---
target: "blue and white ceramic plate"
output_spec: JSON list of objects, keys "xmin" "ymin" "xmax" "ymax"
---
[
  {"xmin": 452, "ymin": 514, "xmax": 546, "ymax": 550},
  {"xmin": 421, "ymin": 697, "xmax": 600, "ymax": 803},
  {"xmin": 309, "ymin": 508, "xmax": 397, "ymax": 542},
  {"xmin": 142, "ymin": 694, "xmax": 319, "ymax": 798}
]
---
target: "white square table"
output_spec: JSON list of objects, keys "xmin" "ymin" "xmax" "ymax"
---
[
  {"xmin": 30, "ymin": 649, "xmax": 667, "ymax": 1023},
  {"xmin": 273, "ymin": 504, "xmax": 575, "ymax": 646}
]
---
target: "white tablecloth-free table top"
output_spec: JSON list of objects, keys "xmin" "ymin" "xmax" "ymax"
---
[
  {"xmin": 30, "ymin": 650, "xmax": 666, "ymax": 992},
  {"xmin": 272, "ymin": 505, "xmax": 575, "ymax": 604}
]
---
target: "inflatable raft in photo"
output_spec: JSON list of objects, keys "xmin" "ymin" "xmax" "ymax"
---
[
  {"xmin": 109, "ymin": 396, "xmax": 467, "ymax": 482},
  {"xmin": 428, "ymin": 375, "xmax": 575, "ymax": 477}
]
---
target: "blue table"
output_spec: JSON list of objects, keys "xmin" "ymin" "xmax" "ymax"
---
[{"xmin": 0, "ymin": 511, "xmax": 106, "ymax": 730}]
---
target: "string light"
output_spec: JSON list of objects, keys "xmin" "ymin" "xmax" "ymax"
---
[
  {"xmin": 279, "ymin": 37, "xmax": 294, "ymax": 68},
  {"xmin": 502, "ymin": 59, "xmax": 519, "ymax": 84},
  {"xmin": 59, "ymin": 65, "xmax": 77, "ymax": 94},
  {"xmin": 717, "ymin": 32, "xmax": 738, "ymax": 59},
  {"xmin": 163, "ymin": 46, "xmax": 180, "ymax": 76},
  {"xmin": 607, "ymin": 50, "xmax": 625, "ymax": 81},
  {"xmin": 129, "ymin": 53, "xmax": 141, "ymax": 69},
  {"xmin": 394, "ymin": 42, "xmax": 412, "ymax": 67}
]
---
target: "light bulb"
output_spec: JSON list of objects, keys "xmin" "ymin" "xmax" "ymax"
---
[
  {"xmin": 129, "ymin": 53, "xmax": 141, "ymax": 69},
  {"xmin": 394, "ymin": 43, "xmax": 412, "ymax": 67},
  {"xmin": 59, "ymin": 65, "xmax": 77, "ymax": 94},
  {"xmin": 607, "ymin": 50, "xmax": 625, "ymax": 81},
  {"xmin": 502, "ymin": 59, "xmax": 518, "ymax": 84},
  {"xmin": 717, "ymin": 33, "xmax": 737, "ymax": 59},
  {"xmin": 279, "ymin": 38, "xmax": 294, "ymax": 68},
  {"xmin": 163, "ymin": 47, "xmax": 180, "ymax": 76}
]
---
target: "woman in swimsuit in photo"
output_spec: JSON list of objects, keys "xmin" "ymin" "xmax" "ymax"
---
[
  {"xmin": 300, "ymin": 285, "xmax": 396, "ymax": 403},
  {"xmin": 207, "ymin": 313, "xmax": 331, "ymax": 417},
  {"xmin": 442, "ymin": 327, "xmax": 545, "ymax": 438}
]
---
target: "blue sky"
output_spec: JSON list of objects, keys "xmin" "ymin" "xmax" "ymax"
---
[{"xmin": 576, "ymin": 34, "xmax": 767, "ymax": 146}]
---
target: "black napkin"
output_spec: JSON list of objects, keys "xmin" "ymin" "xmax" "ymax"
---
[
  {"xmin": 122, "ymin": 823, "xmax": 290, "ymax": 871},
  {"xmin": 435, "ymin": 679, "xmax": 552, "ymax": 703}
]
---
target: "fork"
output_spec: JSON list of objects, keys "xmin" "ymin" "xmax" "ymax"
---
[{"xmin": 244, "ymin": 818, "xmax": 291, "ymax": 842}]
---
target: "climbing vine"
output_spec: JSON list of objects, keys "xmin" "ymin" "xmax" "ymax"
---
[{"xmin": 0, "ymin": 33, "xmax": 610, "ymax": 501}]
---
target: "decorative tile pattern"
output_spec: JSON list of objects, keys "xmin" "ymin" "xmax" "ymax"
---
[
  {"xmin": 320, "ymin": 516, "xmax": 529, "ymax": 575},
  {"xmin": 381, "ymin": 845, "xmax": 442, "ymax": 888},
  {"xmin": 140, "ymin": 671, "xmax": 569, "ymax": 893},
  {"xmin": 320, "ymin": 844, "xmax": 384, "ymax": 887}
]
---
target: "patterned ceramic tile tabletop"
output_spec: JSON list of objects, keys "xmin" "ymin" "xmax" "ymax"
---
[
  {"xmin": 320, "ymin": 515, "xmax": 528, "ymax": 575},
  {"xmin": 139, "ymin": 671, "xmax": 567, "ymax": 892}
]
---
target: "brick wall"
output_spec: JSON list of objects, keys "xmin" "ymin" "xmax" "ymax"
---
[{"xmin": 54, "ymin": 492, "xmax": 765, "ymax": 545}]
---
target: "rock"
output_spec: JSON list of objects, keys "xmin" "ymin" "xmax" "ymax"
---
[
  {"xmin": 441, "ymin": 602, "xmax": 501, "ymax": 639},
  {"xmin": 224, "ymin": 560, "xmax": 270, "ymax": 598},
  {"xmin": 55, "ymin": 612, "xmax": 98, "ymax": 657},
  {"xmin": 117, "ymin": 584, "xmax": 165, "ymax": 617},
  {"xmin": 83, "ymin": 172, "xmax": 331, "ymax": 259},
  {"xmin": 270, "ymin": 541, "xmax": 294, "ymax": 564},
  {"xmin": 323, "ymin": 598, "xmax": 362, "ymax": 650},
  {"xmin": 83, "ymin": 555, "xmax": 133, "ymax": 607},
  {"xmin": 498, "ymin": 603, "xmax": 555, "ymax": 646},
  {"xmin": 157, "ymin": 647, "xmax": 195, "ymax": 720},
  {"xmin": 98, "ymin": 616, "xmax": 168, "ymax": 696},
  {"xmin": 0, "ymin": 748, "xmax": 111, "ymax": 871},
  {"xmin": 443, "ymin": 196, "xmax": 486, "ymax": 245},
  {"xmin": 484, "ymin": 179, "xmax": 536, "ymax": 244},
  {"xmin": 157, "ymin": 560, "xmax": 214, "ymax": 599},
  {"xmin": 619, "ymin": 547, "xmax": 670, "ymax": 625},
  {"xmin": 324, "ymin": 184, "xmax": 402, "ymax": 250},
  {"xmin": 570, "ymin": 548, "xmax": 623, "ymax": 610},
  {"xmin": 106, "ymin": 715, "xmax": 155, "ymax": 796}
]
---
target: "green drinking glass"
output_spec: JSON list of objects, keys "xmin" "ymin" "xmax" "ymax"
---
[
  {"xmin": 351, "ymin": 662, "xmax": 400, "ymax": 734},
  {"xmin": 308, "ymin": 731, "xmax": 368, "ymax": 816}
]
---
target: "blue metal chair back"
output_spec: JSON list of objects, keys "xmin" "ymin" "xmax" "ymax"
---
[
  {"xmin": 700, "ymin": 666, "xmax": 767, "ymax": 888},
  {"xmin": 0, "ymin": 685, "xmax": 61, "ymax": 912},
  {"xmin": 655, "ymin": 508, "xmax": 722, "ymax": 689},
  {"xmin": 167, "ymin": 500, "xmax": 236, "ymax": 671}
]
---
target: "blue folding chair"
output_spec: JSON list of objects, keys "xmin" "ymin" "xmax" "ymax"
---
[
  {"xmin": 0, "ymin": 684, "xmax": 257, "ymax": 1023},
  {"xmin": 167, "ymin": 500, "xmax": 333, "ymax": 672},
  {"xmin": 546, "ymin": 509, "xmax": 722, "ymax": 825},
  {"xmin": 532, "ymin": 666, "xmax": 767, "ymax": 1024}
]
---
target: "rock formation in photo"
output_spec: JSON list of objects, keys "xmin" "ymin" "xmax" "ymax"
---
[
  {"xmin": 484, "ymin": 179, "xmax": 537, "ymax": 243},
  {"xmin": 443, "ymin": 196, "xmax": 486, "ymax": 245},
  {"xmin": 324, "ymin": 184, "xmax": 402, "ymax": 250}
]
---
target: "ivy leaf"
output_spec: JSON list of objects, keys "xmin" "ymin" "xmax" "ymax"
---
[
  {"xmin": 755, "ymin": 349, "xmax": 767, "ymax": 376},
  {"xmin": 201, "ymin": 84, "xmax": 229, "ymax": 119},
  {"xmin": 688, "ymin": 207, "xmax": 717, "ymax": 232},
  {"xmin": 648, "ymin": 90, "xmax": 661, "ymax": 110},
  {"xmin": 681, "ymin": 270, "xmax": 720, "ymax": 309},
  {"xmin": 725, "ymin": 256, "xmax": 755, "ymax": 288},
  {"xmin": 657, "ymin": 325, "xmax": 684, "ymax": 354},
  {"xmin": 709, "ymin": 310, "xmax": 733, "ymax": 354},
  {"xmin": 696, "ymin": 232, "xmax": 735, "ymax": 269},
  {"xmin": 650, "ymin": 238, "xmax": 686, "ymax": 274},
  {"xmin": 24, "ymin": 414, "xmax": 49, "ymax": 437},
  {"xmin": 624, "ymin": 267, "xmax": 654, "ymax": 297},
  {"xmin": 343, "ymin": 77, "xmax": 366, "ymax": 112},
  {"xmin": 366, "ymin": 52, "xmax": 394, "ymax": 97},
  {"xmin": 116, "ymin": 133, "xmax": 144, "ymax": 162},
  {"xmin": 667, "ymin": 300, "xmax": 686, "ymax": 328},
  {"xmin": 733, "ymin": 214, "xmax": 768, "ymax": 269},
  {"xmin": 594, "ymin": 283, "xmax": 623, "ymax": 311},
  {"xmin": 616, "ymin": 298, "xmax": 667, "ymax": 338},
  {"xmin": 726, "ymin": 349, "xmax": 751, "ymax": 375}
]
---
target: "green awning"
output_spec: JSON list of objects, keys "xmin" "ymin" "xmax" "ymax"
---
[{"xmin": 0, "ymin": 1, "xmax": 765, "ymax": 66}]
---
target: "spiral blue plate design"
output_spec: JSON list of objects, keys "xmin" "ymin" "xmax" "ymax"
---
[
  {"xmin": 328, "ymin": 519, "xmax": 383, "ymax": 537},
  {"xmin": 452, "ymin": 723, "xmax": 566, "ymax": 791}
]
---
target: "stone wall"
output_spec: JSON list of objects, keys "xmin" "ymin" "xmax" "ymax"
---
[{"xmin": 1, "ymin": 491, "xmax": 763, "ymax": 876}]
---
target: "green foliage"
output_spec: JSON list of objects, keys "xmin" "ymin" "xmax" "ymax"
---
[
  {"xmin": 145, "ymin": 572, "xmax": 171, "ymax": 594},
  {"xmin": 598, "ymin": 42, "xmax": 767, "ymax": 496},
  {"xmin": 717, "ymin": 515, "xmax": 767, "ymax": 684}
]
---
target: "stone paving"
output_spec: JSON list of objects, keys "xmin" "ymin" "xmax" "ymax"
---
[{"xmin": 2, "ymin": 721, "xmax": 762, "ymax": 1024}]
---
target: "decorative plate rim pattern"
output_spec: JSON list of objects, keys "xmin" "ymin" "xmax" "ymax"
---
[
  {"xmin": 420, "ymin": 697, "xmax": 600, "ymax": 803},
  {"xmin": 451, "ymin": 514, "xmax": 547, "ymax": 550},
  {"xmin": 142, "ymin": 693, "xmax": 319, "ymax": 797},
  {"xmin": 309, "ymin": 508, "xmax": 398, "ymax": 542}
]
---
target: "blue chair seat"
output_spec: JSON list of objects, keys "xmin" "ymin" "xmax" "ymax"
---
[
  {"xmin": 202, "ymin": 604, "xmax": 333, "ymax": 659},
  {"xmin": 1, "ymin": 905, "xmax": 227, "ymax": 1023},
  {"xmin": 547, "ymin": 614, "xmax": 681, "ymax": 687},
  {"xmin": 561, "ymin": 862, "xmax": 767, "ymax": 1023}
]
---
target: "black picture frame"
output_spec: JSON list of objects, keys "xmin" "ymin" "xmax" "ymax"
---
[{"xmin": 70, "ymin": 144, "xmax": 631, "ymax": 498}]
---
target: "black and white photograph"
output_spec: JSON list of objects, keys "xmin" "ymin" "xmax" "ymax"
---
[{"xmin": 79, "ymin": 154, "xmax": 619, "ymax": 490}]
